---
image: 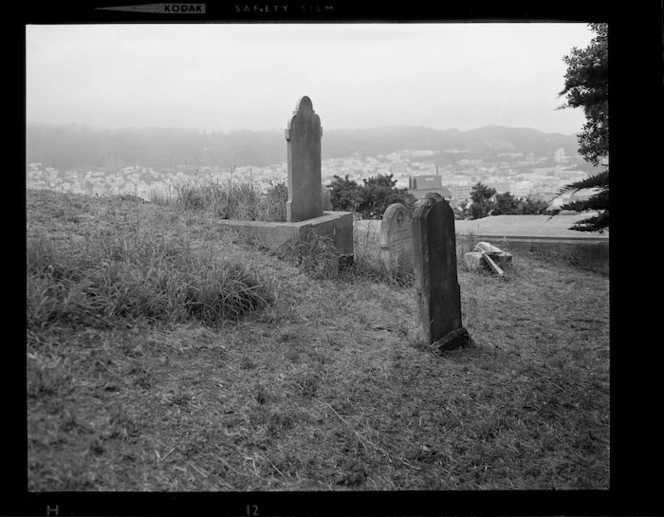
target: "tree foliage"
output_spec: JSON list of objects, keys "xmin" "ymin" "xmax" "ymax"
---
[
  {"xmin": 456, "ymin": 183, "xmax": 551, "ymax": 220},
  {"xmin": 357, "ymin": 174, "xmax": 417, "ymax": 219},
  {"xmin": 326, "ymin": 173, "xmax": 416, "ymax": 219},
  {"xmin": 469, "ymin": 182, "xmax": 497, "ymax": 220},
  {"xmin": 327, "ymin": 175, "xmax": 361, "ymax": 212},
  {"xmin": 493, "ymin": 192, "xmax": 521, "ymax": 215},
  {"xmin": 518, "ymin": 196, "xmax": 550, "ymax": 216},
  {"xmin": 556, "ymin": 23, "xmax": 609, "ymax": 232}
]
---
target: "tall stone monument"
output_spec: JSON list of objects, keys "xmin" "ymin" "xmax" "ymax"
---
[
  {"xmin": 219, "ymin": 96, "xmax": 353, "ymax": 261},
  {"xmin": 285, "ymin": 96, "xmax": 324, "ymax": 222},
  {"xmin": 412, "ymin": 197, "xmax": 469, "ymax": 350}
]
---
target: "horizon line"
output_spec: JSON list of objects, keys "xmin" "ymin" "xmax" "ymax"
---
[{"xmin": 26, "ymin": 120, "xmax": 580, "ymax": 137}]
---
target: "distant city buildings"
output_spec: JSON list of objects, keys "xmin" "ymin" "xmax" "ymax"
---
[
  {"xmin": 405, "ymin": 174, "xmax": 470, "ymax": 205},
  {"xmin": 26, "ymin": 145, "xmax": 591, "ymax": 206}
]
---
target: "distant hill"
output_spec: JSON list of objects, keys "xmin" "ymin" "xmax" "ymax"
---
[
  {"xmin": 324, "ymin": 125, "xmax": 579, "ymax": 160},
  {"xmin": 463, "ymin": 125, "xmax": 577, "ymax": 156},
  {"xmin": 26, "ymin": 122, "xmax": 580, "ymax": 170}
]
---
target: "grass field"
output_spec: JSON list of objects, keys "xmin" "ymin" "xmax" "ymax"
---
[{"xmin": 26, "ymin": 189, "xmax": 609, "ymax": 491}]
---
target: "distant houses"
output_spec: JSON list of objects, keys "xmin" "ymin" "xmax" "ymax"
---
[
  {"xmin": 404, "ymin": 165, "xmax": 593, "ymax": 208},
  {"xmin": 26, "ymin": 142, "xmax": 597, "ymax": 210},
  {"xmin": 407, "ymin": 174, "xmax": 460, "ymax": 204}
]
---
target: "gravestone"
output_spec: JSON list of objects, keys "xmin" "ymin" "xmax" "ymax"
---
[
  {"xmin": 285, "ymin": 96, "xmax": 324, "ymax": 222},
  {"xmin": 412, "ymin": 197, "xmax": 469, "ymax": 350},
  {"xmin": 379, "ymin": 203, "xmax": 414, "ymax": 275},
  {"xmin": 219, "ymin": 96, "xmax": 354, "ymax": 262}
]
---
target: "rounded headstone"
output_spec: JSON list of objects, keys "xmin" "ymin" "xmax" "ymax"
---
[
  {"xmin": 379, "ymin": 203, "xmax": 414, "ymax": 275},
  {"xmin": 285, "ymin": 95, "xmax": 323, "ymax": 222}
]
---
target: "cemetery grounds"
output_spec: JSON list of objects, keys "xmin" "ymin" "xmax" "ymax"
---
[{"xmin": 26, "ymin": 189, "xmax": 609, "ymax": 491}]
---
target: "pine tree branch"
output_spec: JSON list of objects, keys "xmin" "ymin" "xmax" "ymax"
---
[
  {"xmin": 568, "ymin": 210, "xmax": 609, "ymax": 233},
  {"xmin": 556, "ymin": 170, "xmax": 609, "ymax": 195},
  {"xmin": 559, "ymin": 190, "xmax": 609, "ymax": 212}
]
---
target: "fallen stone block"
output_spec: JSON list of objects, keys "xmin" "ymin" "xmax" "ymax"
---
[
  {"xmin": 474, "ymin": 241, "xmax": 512, "ymax": 268},
  {"xmin": 474, "ymin": 241, "xmax": 503, "ymax": 254},
  {"xmin": 464, "ymin": 251, "xmax": 484, "ymax": 271},
  {"xmin": 482, "ymin": 252, "xmax": 504, "ymax": 276}
]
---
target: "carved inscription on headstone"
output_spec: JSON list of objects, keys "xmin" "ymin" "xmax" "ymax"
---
[
  {"xmin": 285, "ymin": 96, "xmax": 323, "ymax": 222},
  {"xmin": 379, "ymin": 203, "xmax": 414, "ymax": 275}
]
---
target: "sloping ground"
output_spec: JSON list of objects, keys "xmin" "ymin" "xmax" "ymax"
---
[{"xmin": 26, "ymin": 190, "xmax": 609, "ymax": 491}]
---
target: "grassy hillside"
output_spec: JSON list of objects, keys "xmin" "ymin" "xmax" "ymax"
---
[{"xmin": 26, "ymin": 189, "xmax": 609, "ymax": 491}]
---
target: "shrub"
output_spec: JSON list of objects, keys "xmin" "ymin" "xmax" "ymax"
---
[
  {"xmin": 327, "ymin": 173, "xmax": 416, "ymax": 219},
  {"xmin": 327, "ymin": 174, "xmax": 361, "ymax": 212},
  {"xmin": 469, "ymin": 182, "xmax": 497, "ymax": 219}
]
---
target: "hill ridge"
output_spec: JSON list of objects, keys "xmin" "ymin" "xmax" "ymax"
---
[{"xmin": 27, "ymin": 122, "xmax": 580, "ymax": 170}]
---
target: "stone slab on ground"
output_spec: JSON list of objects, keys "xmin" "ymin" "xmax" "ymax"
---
[
  {"xmin": 219, "ymin": 211, "xmax": 353, "ymax": 255},
  {"xmin": 474, "ymin": 242, "xmax": 513, "ymax": 268},
  {"xmin": 481, "ymin": 252, "xmax": 504, "ymax": 276},
  {"xmin": 464, "ymin": 252, "xmax": 484, "ymax": 271}
]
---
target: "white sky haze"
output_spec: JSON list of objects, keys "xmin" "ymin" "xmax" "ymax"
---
[{"xmin": 26, "ymin": 23, "xmax": 596, "ymax": 135}]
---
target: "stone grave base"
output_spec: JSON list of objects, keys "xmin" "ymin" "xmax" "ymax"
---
[
  {"xmin": 435, "ymin": 327, "xmax": 470, "ymax": 352},
  {"xmin": 219, "ymin": 211, "xmax": 354, "ymax": 259}
]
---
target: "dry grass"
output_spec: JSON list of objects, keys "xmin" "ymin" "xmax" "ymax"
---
[
  {"xmin": 26, "ymin": 189, "xmax": 609, "ymax": 492},
  {"xmin": 27, "ymin": 198, "xmax": 275, "ymax": 330},
  {"xmin": 170, "ymin": 175, "xmax": 333, "ymax": 222},
  {"xmin": 172, "ymin": 176, "xmax": 289, "ymax": 221}
]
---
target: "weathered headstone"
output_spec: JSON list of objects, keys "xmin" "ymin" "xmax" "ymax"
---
[
  {"xmin": 379, "ymin": 203, "xmax": 414, "ymax": 275},
  {"xmin": 412, "ymin": 197, "xmax": 469, "ymax": 350},
  {"xmin": 285, "ymin": 96, "xmax": 324, "ymax": 222}
]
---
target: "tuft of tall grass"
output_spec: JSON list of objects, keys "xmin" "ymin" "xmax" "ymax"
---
[
  {"xmin": 321, "ymin": 187, "xmax": 333, "ymax": 211},
  {"xmin": 147, "ymin": 186, "xmax": 174, "ymax": 206},
  {"xmin": 172, "ymin": 176, "xmax": 335, "ymax": 222},
  {"xmin": 173, "ymin": 177, "xmax": 289, "ymax": 222},
  {"xmin": 26, "ymin": 223, "xmax": 275, "ymax": 330},
  {"xmin": 456, "ymin": 231, "xmax": 479, "ymax": 266},
  {"xmin": 278, "ymin": 229, "xmax": 339, "ymax": 280},
  {"xmin": 258, "ymin": 180, "xmax": 288, "ymax": 222}
]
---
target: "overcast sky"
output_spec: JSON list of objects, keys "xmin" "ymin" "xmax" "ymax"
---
[{"xmin": 26, "ymin": 23, "xmax": 596, "ymax": 135}]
